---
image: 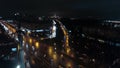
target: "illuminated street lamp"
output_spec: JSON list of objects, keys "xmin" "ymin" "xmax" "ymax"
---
[
  {"xmin": 48, "ymin": 46, "xmax": 53, "ymax": 56},
  {"xmin": 29, "ymin": 38, "xmax": 32, "ymax": 44},
  {"xmin": 66, "ymin": 62, "xmax": 72, "ymax": 68},
  {"xmin": 66, "ymin": 47, "xmax": 71, "ymax": 55},
  {"xmin": 53, "ymin": 53, "xmax": 57, "ymax": 60},
  {"xmin": 35, "ymin": 42, "xmax": 39, "ymax": 49}
]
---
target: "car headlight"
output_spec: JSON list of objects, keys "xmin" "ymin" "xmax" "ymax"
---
[
  {"xmin": 11, "ymin": 48, "xmax": 17, "ymax": 52},
  {"xmin": 16, "ymin": 65, "xmax": 20, "ymax": 68}
]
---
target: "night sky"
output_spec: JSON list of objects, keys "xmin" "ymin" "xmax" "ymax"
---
[{"xmin": 0, "ymin": 0, "xmax": 120, "ymax": 18}]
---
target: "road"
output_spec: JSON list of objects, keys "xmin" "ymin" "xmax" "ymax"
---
[
  {"xmin": 22, "ymin": 19, "xmax": 78, "ymax": 68},
  {"xmin": 0, "ymin": 20, "xmax": 25, "ymax": 68},
  {"xmin": 0, "ymin": 19, "xmax": 83, "ymax": 68}
]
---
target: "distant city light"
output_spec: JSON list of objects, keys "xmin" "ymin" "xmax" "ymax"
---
[
  {"xmin": 53, "ymin": 20, "xmax": 56, "ymax": 24},
  {"xmin": 6, "ymin": 20, "xmax": 13, "ymax": 22},
  {"xmin": 15, "ymin": 12, "xmax": 20, "ymax": 16},
  {"xmin": 27, "ymin": 30, "xmax": 31, "ymax": 33},
  {"xmin": 68, "ymin": 30, "xmax": 71, "ymax": 33},
  {"xmin": 21, "ymin": 28, "xmax": 25, "ymax": 32},
  {"xmin": 26, "ymin": 44, "xmax": 29, "ymax": 49},
  {"xmin": 116, "ymin": 43, "xmax": 120, "ymax": 46},
  {"xmin": 107, "ymin": 20, "xmax": 120, "ymax": 23},
  {"xmin": 49, "ymin": 20, "xmax": 57, "ymax": 38},
  {"xmin": 38, "ymin": 17, "xmax": 42, "ymax": 20},
  {"xmin": 35, "ymin": 29, "xmax": 44, "ymax": 32}
]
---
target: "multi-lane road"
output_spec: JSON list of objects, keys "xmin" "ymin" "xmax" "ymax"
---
[
  {"xmin": 1, "ymin": 18, "xmax": 120, "ymax": 68},
  {"xmin": 0, "ymin": 19, "xmax": 81, "ymax": 68}
]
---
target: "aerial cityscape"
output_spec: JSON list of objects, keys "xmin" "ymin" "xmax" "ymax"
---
[{"xmin": 0, "ymin": 0, "xmax": 120, "ymax": 68}]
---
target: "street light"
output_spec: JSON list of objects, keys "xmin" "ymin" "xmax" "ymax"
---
[
  {"xmin": 48, "ymin": 46, "xmax": 53, "ymax": 56},
  {"xmin": 35, "ymin": 42, "xmax": 39, "ymax": 49},
  {"xmin": 29, "ymin": 38, "xmax": 32, "ymax": 44}
]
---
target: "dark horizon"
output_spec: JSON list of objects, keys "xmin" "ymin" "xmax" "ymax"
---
[{"xmin": 0, "ymin": 0, "xmax": 120, "ymax": 19}]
